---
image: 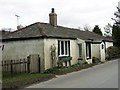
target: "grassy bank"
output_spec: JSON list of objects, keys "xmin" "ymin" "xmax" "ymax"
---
[
  {"xmin": 2, "ymin": 61, "xmax": 103, "ymax": 89},
  {"xmin": 2, "ymin": 73, "xmax": 55, "ymax": 89}
]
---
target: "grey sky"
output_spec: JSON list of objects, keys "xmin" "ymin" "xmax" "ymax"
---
[{"xmin": 0, "ymin": 0, "xmax": 119, "ymax": 31}]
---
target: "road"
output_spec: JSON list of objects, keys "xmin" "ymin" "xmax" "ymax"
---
[{"xmin": 26, "ymin": 59, "xmax": 118, "ymax": 88}]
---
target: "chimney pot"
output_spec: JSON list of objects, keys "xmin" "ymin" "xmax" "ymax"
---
[
  {"xmin": 49, "ymin": 8, "xmax": 57, "ymax": 27},
  {"xmin": 52, "ymin": 8, "xmax": 55, "ymax": 13}
]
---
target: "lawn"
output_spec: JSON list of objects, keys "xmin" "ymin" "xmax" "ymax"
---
[
  {"xmin": 2, "ymin": 73, "xmax": 55, "ymax": 89},
  {"xmin": 2, "ymin": 60, "xmax": 102, "ymax": 89}
]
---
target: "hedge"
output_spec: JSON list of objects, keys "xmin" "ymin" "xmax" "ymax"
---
[{"xmin": 106, "ymin": 46, "xmax": 120, "ymax": 60}]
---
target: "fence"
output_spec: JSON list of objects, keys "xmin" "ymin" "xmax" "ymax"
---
[{"xmin": 1, "ymin": 59, "xmax": 30, "ymax": 77}]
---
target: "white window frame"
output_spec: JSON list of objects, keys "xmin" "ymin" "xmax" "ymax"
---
[{"xmin": 58, "ymin": 40, "xmax": 70, "ymax": 57}]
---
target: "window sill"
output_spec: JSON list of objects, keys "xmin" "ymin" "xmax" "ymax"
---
[
  {"xmin": 86, "ymin": 57, "xmax": 91, "ymax": 60},
  {"xmin": 58, "ymin": 56, "xmax": 72, "ymax": 61},
  {"xmin": 59, "ymin": 55, "xmax": 69, "ymax": 57}
]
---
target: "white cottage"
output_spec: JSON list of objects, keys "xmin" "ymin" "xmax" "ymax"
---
[{"xmin": 1, "ymin": 8, "xmax": 113, "ymax": 72}]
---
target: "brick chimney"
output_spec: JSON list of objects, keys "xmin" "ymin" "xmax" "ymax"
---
[{"xmin": 49, "ymin": 8, "xmax": 57, "ymax": 27}]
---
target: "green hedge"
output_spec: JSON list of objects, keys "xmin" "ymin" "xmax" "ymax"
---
[{"xmin": 106, "ymin": 46, "xmax": 120, "ymax": 60}]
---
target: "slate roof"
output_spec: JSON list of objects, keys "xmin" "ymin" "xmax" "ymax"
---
[
  {"xmin": 2, "ymin": 22, "xmax": 109, "ymax": 42},
  {"xmin": 103, "ymin": 36, "xmax": 113, "ymax": 42}
]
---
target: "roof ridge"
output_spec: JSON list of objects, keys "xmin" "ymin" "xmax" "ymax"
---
[{"xmin": 37, "ymin": 23, "xmax": 47, "ymax": 36}]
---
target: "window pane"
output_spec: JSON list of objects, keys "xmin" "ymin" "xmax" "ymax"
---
[
  {"xmin": 65, "ymin": 41, "xmax": 68, "ymax": 55},
  {"xmin": 86, "ymin": 43, "xmax": 89, "ymax": 58},
  {"xmin": 86, "ymin": 43, "xmax": 91, "ymax": 58},
  {"xmin": 68, "ymin": 41, "xmax": 70, "ymax": 56},
  {"xmin": 78, "ymin": 44, "xmax": 82, "ymax": 57},
  {"xmin": 61, "ymin": 41, "xmax": 64, "ymax": 55},
  {"xmin": 58, "ymin": 41, "xmax": 60, "ymax": 55},
  {"xmin": 102, "ymin": 44, "xmax": 104, "ymax": 49},
  {"xmin": 58, "ymin": 40, "xmax": 70, "ymax": 56}
]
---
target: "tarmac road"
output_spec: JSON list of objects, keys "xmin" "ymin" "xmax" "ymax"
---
[{"xmin": 26, "ymin": 59, "xmax": 118, "ymax": 88}]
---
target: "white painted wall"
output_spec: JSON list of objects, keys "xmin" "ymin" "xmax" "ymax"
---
[
  {"xmin": 2, "ymin": 37, "xmax": 106, "ymax": 71},
  {"xmin": 77, "ymin": 38, "xmax": 92, "ymax": 64},
  {"xmin": 2, "ymin": 39, "xmax": 44, "ymax": 60},
  {"xmin": 77, "ymin": 38, "xmax": 86, "ymax": 61},
  {"xmin": 70, "ymin": 40, "xmax": 78, "ymax": 65},
  {"xmin": 105, "ymin": 42, "xmax": 113, "ymax": 49},
  {"xmin": 100, "ymin": 42, "xmax": 105, "ymax": 62},
  {"xmin": 92, "ymin": 44, "xmax": 100, "ymax": 58},
  {"xmin": 44, "ymin": 38, "xmax": 58, "ymax": 70},
  {"xmin": 86, "ymin": 43, "xmax": 92, "ymax": 64},
  {"xmin": 2, "ymin": 39, "xmax": 45, "ymax": 72},
  {"xmin": 44, "ymin": 38, "xmax": 79, "ymax": 70}
]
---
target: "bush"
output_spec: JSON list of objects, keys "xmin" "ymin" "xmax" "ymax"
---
[
  {"xmin": 106, "ymin": 46, "xmax": 120, "ymax": 60},
  {"xmin": 44, "ymin": 67, "xmax": 60, "ymax": 74},
  {"xmin": 92, "ymin": 57, "xmax": 100, "ymax": 63},
  {"xmin": 44, "ymin": 61, "xmax": 100, "ymax": 75}
]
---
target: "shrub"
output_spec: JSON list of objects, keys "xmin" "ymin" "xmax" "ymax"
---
[
  {"xmin": 106, "ymin": 46, "xmax": 120, "ymax": 60},
  {"xmin": 92, "ymin": 57, "xmax": 100, "ymax": 63},
  {"xmin": 44, "ymin": 67, "xmax": 60, "ymax": 74},
  {"xmin": 82, "ymin": 61, "xmax": 88, "ymax": 65},
  {"xmin": 44, "ymin": 61, "xmax": 98, "ymax": 75}
]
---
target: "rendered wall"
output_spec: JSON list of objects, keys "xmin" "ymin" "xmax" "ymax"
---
[
  {"xmin": 100, "ymin": 42, "xmax": 105, "ymax": 62},
  {"xmin": 77, "ymin": 38, "xmax": 92, "ymax": 64},
  {"xmin": 70, "ymin": 40, "xmax": 78, "ymax": 65},
  {"xmin": 44, "ymin": 38, "xmax": 82, "ymax": 70},
  {"xmin": 44, "ymin": 38, "xmax": 58, "ymax": 70},
  {"xmin": 2, "ymin": 39, "xmax": 45, "ymax": 72},
  {"xmin": 105, "ymin": 42, "xmax": 113, "ymax": 49},
  {"xmin": 92, "ymin": 44, "xmax": 100, "ymax": 58}
]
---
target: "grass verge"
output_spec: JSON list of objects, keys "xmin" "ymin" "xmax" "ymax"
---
[
  {"xmin": 2, "ymin": 73, "xmax": 55, "ymax": 89},
  {"xmin": 2, "ymin": 61, "xmax": 104, "ymax": 89}
]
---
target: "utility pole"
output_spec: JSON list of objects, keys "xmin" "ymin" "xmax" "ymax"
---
[{"xmin": 15, "ymin": 14, "xmax": 20, "ymax": 26}]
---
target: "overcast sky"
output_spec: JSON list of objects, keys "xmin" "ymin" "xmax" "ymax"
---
[{"xmin": 0, "ymin": 0, "xmax": 120, "ymax": 32}]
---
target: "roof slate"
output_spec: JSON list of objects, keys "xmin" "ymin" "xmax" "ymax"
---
[{"xmin": 2, "ymin": 22, "xmax": 108, "ymax": 42}]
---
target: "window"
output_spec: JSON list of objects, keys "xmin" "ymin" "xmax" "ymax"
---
[
  {"xmin": 78, "ymin": 44, "xmax": 82, "ymax": 57},
  {"xmin": 58, "ymin": 40, "xmax": 70, "ymax": 56},
  {"xmin": 86, "ymin": 43, "xmax": 91, "ymax": 59},
  {"xmin": 101, "ymin": 44, "xmax": 104, "ymax": 49}
]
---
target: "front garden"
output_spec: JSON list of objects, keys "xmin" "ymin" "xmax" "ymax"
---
[
  {"xmin": 44, "ymin": 61, "xmax": 99, "ymax": 75},
  {"xmin": 2, "ymin": 59, "xmax": 100, "ymax": 89},
  {"xmin": 2, "ymin": 73, "xmax": 55, "ymax": 89},
  {"xmin": 2, "ymin": 48, "xmax": 120, "ymax": 89}
]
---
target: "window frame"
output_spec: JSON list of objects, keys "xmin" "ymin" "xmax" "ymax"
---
[
  {"xmin": 101, "ymin": 44, "xmax": 104, "ymax": 49},
  {"xmin": 58, "ymin": 40, "xmax": 70, "ymax": 57}
]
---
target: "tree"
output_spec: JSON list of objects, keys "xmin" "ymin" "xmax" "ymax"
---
[
  {"xmin": 104, "ymin": 23, "xmax": 112, "ymax": 36},
  {"xmin": 83, "ymin": 24, "xmax": 91, "ymax": 31},
  {"xmin": 112, "ymin": 25, "xmax": 120, "ymax": 47},
  {"xmin": 112, "ymin": 7, "xmax": 120, "ymax": 26},
  {"xmin": 112, "ymin": 6, "xmax": 120, "ymax": 48},
  {"xmin": 92, "ymin": 25, "xmax": 103, "ymax": 36}
]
